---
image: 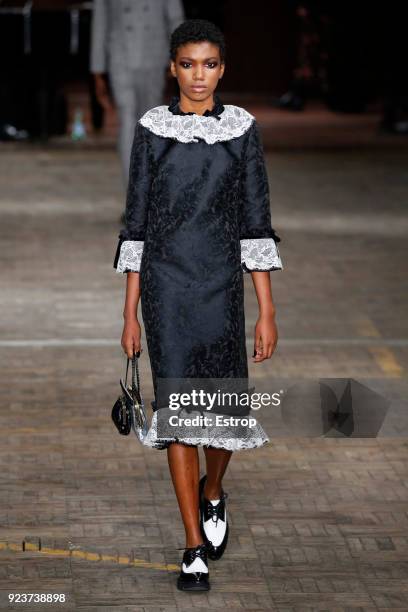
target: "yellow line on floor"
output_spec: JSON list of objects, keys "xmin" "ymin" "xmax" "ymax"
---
[
  {"xmin": 355, "ymin": 316, "xmax": 381, "ymax": 338},
  {"xmin": 369, "ymin": 346, "xmax": 404, "ymax": 377},
  {"xmin": 0, "ymin": 542, "xmax": 179, "ymax": 572}
]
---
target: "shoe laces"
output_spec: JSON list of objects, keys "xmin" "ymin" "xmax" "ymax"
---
[
  {"xmin": 176, "ymin": 542, "xmax": 208, "ymax": 565},
  {"xmin": 204, "ymin": 491, "xmax": 228, "ymax": 527},
  {"xmin": 176, "ymin": 542, "xmax": 207, "ymax": 557}
]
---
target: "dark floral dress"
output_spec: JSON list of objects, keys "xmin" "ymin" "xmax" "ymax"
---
[{"xmin": 113, "ymin": 94, "xmax": 283, "ymax": 451}]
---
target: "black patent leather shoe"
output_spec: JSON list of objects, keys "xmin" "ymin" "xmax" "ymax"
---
[
  {"xmin": 176, "ymin": 542, "xmax": 210, "ymax": 591},
  {"xmin": 199, "ymin": 474, "xmax": 229, "ymax": 561}
]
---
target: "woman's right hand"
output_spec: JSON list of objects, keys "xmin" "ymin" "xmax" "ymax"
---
[{"xmin": 121, "ymin": 317, "xmax": 143, "ymax": 358}]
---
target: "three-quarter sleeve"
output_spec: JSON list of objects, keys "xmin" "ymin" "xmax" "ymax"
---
[
  {"xmin": 239, "ymin": 120, "xmax": 283, "ymax": 273},
  {"xmin": 113, "ymin": 121, "xmax": 153, "ymax": 273}
]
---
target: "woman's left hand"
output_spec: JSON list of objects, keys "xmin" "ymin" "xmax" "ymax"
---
[{"xmin": 253, "ymin": 312, "xmax": 278, "ymax": 362}]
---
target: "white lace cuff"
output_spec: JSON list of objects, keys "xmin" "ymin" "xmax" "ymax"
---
[
  {"xmin": 241, "ymin": 237, "xmax": 283, "ymax": 273},
  {"xmin": 115, "ymin": 240, "xmax": 144, "ymax": 273}
]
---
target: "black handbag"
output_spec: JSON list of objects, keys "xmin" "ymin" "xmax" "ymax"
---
[{"xmin": 111, "ymin": 351, "xmax": 149, "ymax": 442}]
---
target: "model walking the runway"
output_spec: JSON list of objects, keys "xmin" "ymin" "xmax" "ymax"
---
[{"xmin": 114, "ymin": 19, "xmax": 283, "ymax": 591}]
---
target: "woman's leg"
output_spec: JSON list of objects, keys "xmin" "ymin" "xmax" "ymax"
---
[
  {"xmin": 167, "ymin": 442, "xmax": 204, "ymax": 548},
  {"xmin": 203, "ymin": 447, "xmax": 232, "ymax": 498}
]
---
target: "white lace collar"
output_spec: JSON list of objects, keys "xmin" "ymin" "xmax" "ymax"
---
[{"xmin": 139, "ymin": 104, "xmax": 255, "ymax": 144}]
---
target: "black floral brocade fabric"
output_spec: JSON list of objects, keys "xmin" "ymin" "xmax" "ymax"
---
[{"xmin": 113, "ymin": 97, "xmax": 282, "ymax": 448}]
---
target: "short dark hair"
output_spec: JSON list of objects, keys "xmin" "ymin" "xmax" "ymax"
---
[{"xmin": 170, "ymin": 19, "xmax": 226, "ymax": 63}]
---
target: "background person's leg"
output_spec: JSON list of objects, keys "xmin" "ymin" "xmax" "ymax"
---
[
  {"xmin": 108, "ymin": 64, "xmax": 137, "ymax": 189},
  {"xmin": 111, "ymin": 66, "xmax": 166, "ymax": 189}
]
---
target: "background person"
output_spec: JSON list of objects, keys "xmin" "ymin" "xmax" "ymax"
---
[{"xmin": 90, "ymin": 0, "xmax": 185, "ymax": 187}]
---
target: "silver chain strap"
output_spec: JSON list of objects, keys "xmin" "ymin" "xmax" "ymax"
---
[{"xmin": 125, "ymin": 352, "xmax": 141, "ymax": 396}]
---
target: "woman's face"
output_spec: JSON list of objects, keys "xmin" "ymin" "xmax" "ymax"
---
[{"xmin": 170, "ymin": 41, "xmax": 225, "ymax": 103}]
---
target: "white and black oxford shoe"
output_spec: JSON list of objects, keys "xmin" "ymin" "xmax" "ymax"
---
[
  {"xmin": 199, "ymin": 474, "xmax": 229, "ymax": 561},
  {"xmin": 176, "ymin": 542, "xmax": 210, "ymax": 591}
]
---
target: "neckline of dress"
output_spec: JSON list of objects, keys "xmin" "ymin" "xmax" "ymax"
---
[{"xmin": 167, "ymin": 94, "xmax": 225, "ymax": 121}]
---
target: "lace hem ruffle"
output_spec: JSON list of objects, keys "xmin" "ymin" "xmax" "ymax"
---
[
  {"xmin": 240, "ymin": 238, "xmax": 283, "ymax": 273},
  {"xmin": 141, "ymin": 410, "xmax": 270, "ymax": 451},
  {"xmin": 115, "ymin": 240, "xmax": 144, "ymax": 273},
  {"xmin": 139, "ymin": 104, "xmax": 255, "ymax": 144}
]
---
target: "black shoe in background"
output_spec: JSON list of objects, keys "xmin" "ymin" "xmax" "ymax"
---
[
  {"xmin": 277, "ymin": 91, "xmax": 306, "ymax": 111},
  {"xmin": 0, "ymin": 123, "xmax": 29, "ymax": 142}
]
